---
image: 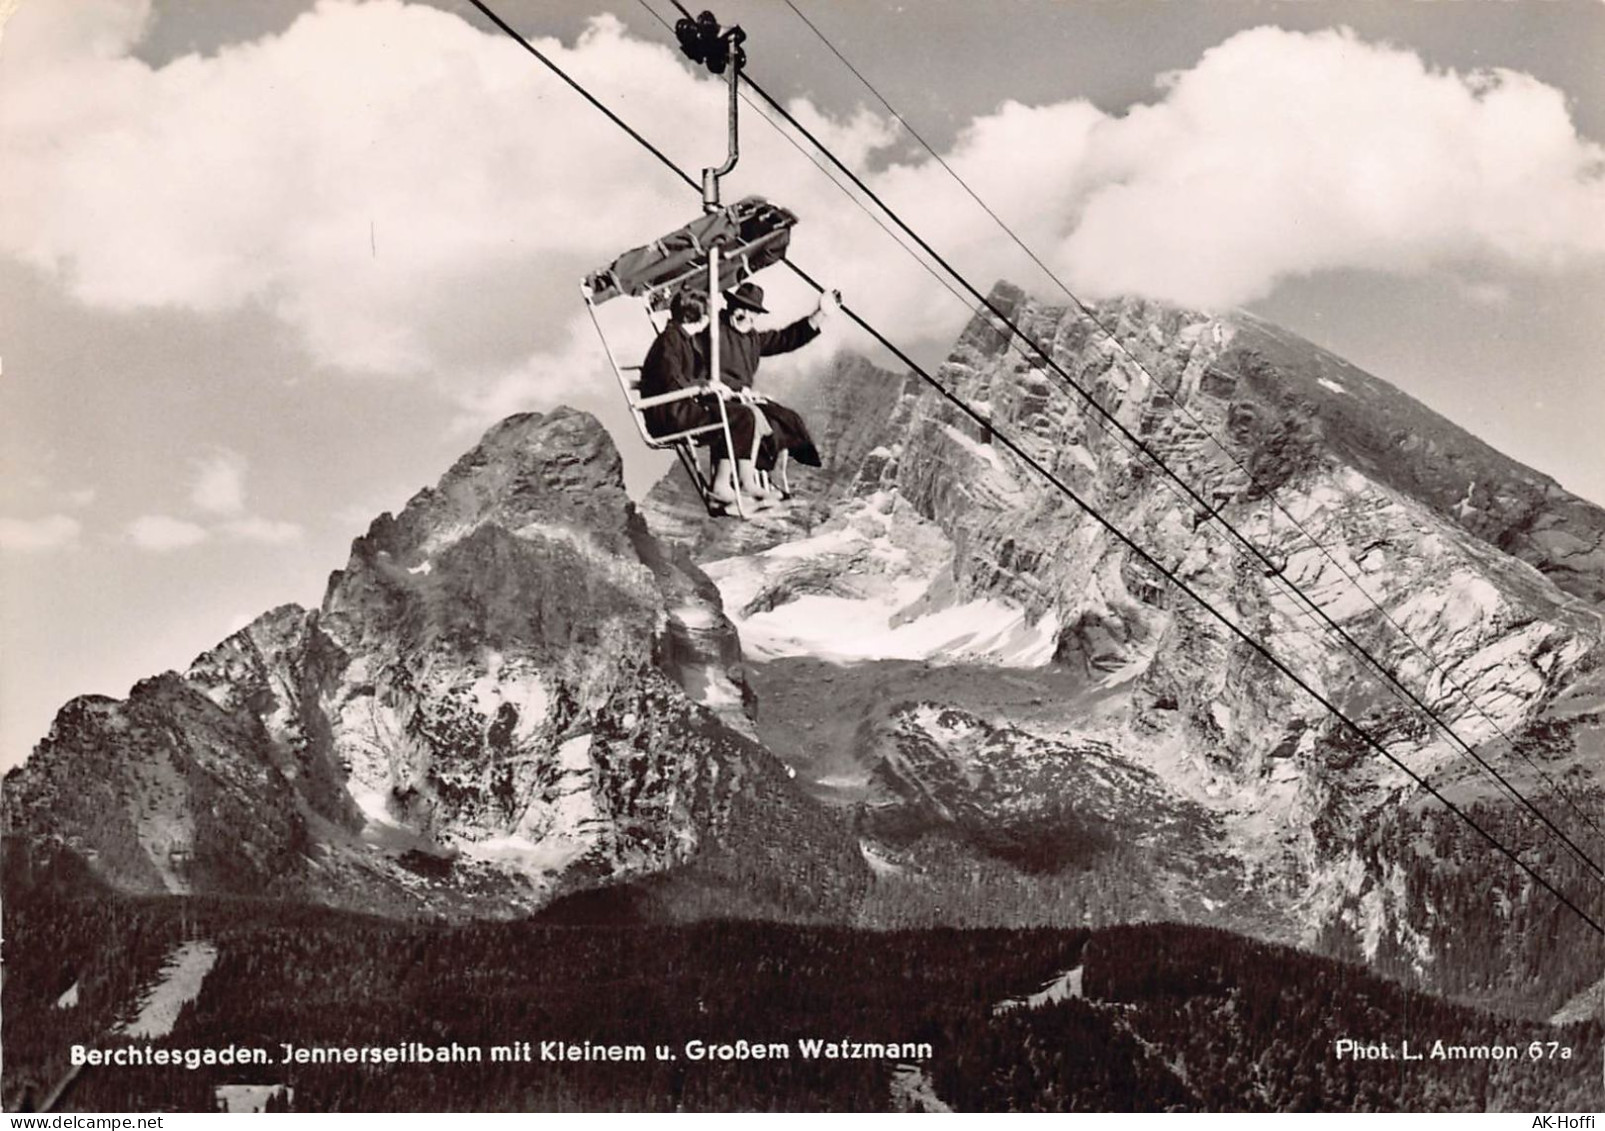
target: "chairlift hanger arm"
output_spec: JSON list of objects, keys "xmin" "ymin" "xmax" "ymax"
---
[{"xmin": 669, "ymin": 3, "xmax": 745, "ymax": 211}]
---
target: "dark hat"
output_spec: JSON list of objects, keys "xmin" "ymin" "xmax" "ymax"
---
[{"xmin": 724, "ymin": 282, "xmax": 768, "ymax": 314}]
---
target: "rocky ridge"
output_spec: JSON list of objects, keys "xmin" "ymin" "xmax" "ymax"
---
[
  {"xmin": 4, "ymin": 409, "xmax": 857, "ymax": 917},
  {"xmin": 643, "ymin": 284, "xmax": 1605, "ymax": 1007},
  {"xmin": 7, "ymin": 286, "xmax": 1603, "ymax": 1013}
]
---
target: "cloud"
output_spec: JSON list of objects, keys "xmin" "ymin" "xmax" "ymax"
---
[
  {"xmin": 0, "ymin": 0, "xmax": 1093, "ymax": 378},
  {"xmin": 449, "ymin": 315, "xmax": 616, "ymax": 432},
  {"xmin": 0, "ymin": 0, "xmax": 146, "ymax": 61},
  {"xmin": 816, "ymin": 26, "xmax": 1605, "ymax": 315},
  {"xmin": 1051, "ymin": 27, "xmax": 1605, "ymax": 307},
  {"xmin": 794, "ymin": 26, "xmax": 1605, "ymax": 315},
  {"xmin": 4, "ymin": 2, "xmax": 1603, "ymax": 387},
  {"xmin": 0, "ymin": 514, "xmax": 82, "ymax": 552},
  {"xmin": 127, "ymin": 514, "xmax": 207, "ymax": 551},
  {"xmin": 0, "ymin": 1, "xmax": 722, "ymax": 376},
  {"xmin": 190, "ymin": 450, "xmax": 247, "ymax": 516},
  {"xmin": 178, "ymin": 449, "xmax": 301, "ymax": 541},
  {"xmin": 784, "ymin": 100, "xmax": 900, "ymax": 170},
  {"xmin": 220, "ymin": 516, "xmax": 304, "ymax": 544}
]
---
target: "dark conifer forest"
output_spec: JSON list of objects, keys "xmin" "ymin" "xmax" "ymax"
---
[{"xmin": 5, "ymin": 842, "xmax": 1599, "ymax": 1112}]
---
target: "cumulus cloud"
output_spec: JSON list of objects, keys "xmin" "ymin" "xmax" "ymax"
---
[
  {"xmin": 0, "ymin": 1, "xmax": 725, "ymax": 376},
  {"xmin": 3, "ymin": 1, "xmax": 1602, "ymax": 386},
  {"xmin": 1051, "ymin": 26, "xmax": 1605, "ymax": 307},
  {"xmin": 0, "ymin": 514, "xmax": 82, "ymax": 552},
  {"xmin": 127, "ymin": 514, "xmax": 207, "ymax": 551},
  {"xmin": 815, "ymin": 27, "xmax": 1605, "ymax": 315},
  {"xmin": 190, "ymin": 450, "xmax": 247, "ymax": 516}
]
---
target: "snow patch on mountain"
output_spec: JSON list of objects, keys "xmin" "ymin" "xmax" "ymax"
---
[
  {"xmin": 859, "ymin": 838, "xmax": 905, "ymax": 877},
  {"xmin": 1549, "ymin": 972, "xmax": 1605, "ymax": 1025},
  {"xmin": 117, "ymin": 941, "xmax": 217, "ymax": 1040},
  {"xmin": 940, "ymin": 422, "xmax": 1008, "ymax": 477},
  {"xmin": 704, "ymin": 493, "xmax": 1058, "ymax": 666},
  {"xmin": 334, "ymin": 691, "xmax": 417, "ymax": 829},
  {"xmin": 995, "ymin": 966, "xmax": 1084, "ymax": 1015},
  {"xmin": 468, "ymin": 656, "xmax": 550, "ymax": 745},
  {"xmin": 350, "ymin": 782, "xmax": 402, "ymax": 830},
  {"xmin": 455, "ymin": 733, "xmax": 602, "ymax": 881},
  {"xmin": 734, "ymin": 589, "xmax": 1059, "ymax": 665}
]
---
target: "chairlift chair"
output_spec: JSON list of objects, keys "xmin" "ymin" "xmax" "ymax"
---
[{"xmin": 581, "ymin": 195, "xmax": 799, "ymax": 517}]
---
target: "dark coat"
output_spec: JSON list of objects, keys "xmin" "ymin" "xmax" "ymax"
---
[
  {"xmin": 756, "ymin": 402, "xmax": 821, "ymax": 470},
  {"xmin": 715, "ymin": 316, "xmax": 820, "ymax": 391},
  {"xmin": 638, "ymin": 323, "xmax": 755, "ymax": 460},
  {"xmin": 638, "ymin": 317, "xmax": 822, "ymax": 464}
]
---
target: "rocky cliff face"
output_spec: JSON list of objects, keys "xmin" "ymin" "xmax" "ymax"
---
[
  {"xmin": 881, "ymin": 287, "xmax": 1604, "ymax": 838},
  {"xmin": 4, "ymin": 410, "xmax": 857, "ymax": 917},
  {"xmin": 656, "ymin": 284, "xmax": 1604, "ymax": 1009},
  {"xmin": 8, "ymin": 290, "xmax": 1601, "ymax": 1011}
]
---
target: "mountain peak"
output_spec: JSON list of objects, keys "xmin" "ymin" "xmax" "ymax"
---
[
  {"xmin": 648, "ymin": 283, "xmax": 1603, "ymax": 1010},
  {"xmin": 337, "ymin": 408, "xmax": 633, "ymax": 579},
  {"xmin": 441, "ymin": 407, "xmax": 630, "ymax": 522},
  {"xmin": 5, "ymin": 409, "xmax": 858, "ymax": 916},
  {"xmin": 8, "ymin": 291, "xmax": 1603, "ymax": 1022}
]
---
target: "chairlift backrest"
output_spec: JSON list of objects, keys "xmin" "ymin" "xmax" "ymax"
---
[{"xmin": 583, "ymin": 195, "xmax": 797, "ymax": 311}]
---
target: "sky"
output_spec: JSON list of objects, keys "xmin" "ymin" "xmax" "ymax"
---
[{"xmin": 1, "ymin": 0, "xmax": 1603, "ymax": 771}]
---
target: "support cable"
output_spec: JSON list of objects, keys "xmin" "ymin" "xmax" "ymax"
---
[
  {"xmin": 459, "ymin": 0, "xmax": 1605, "ymax": 934},
  {"xmin": 776, "ymin": 0, "xmax": 1605, "ymax": 852},
  {"xmin": 736, "ymin": 68, "xmax": 1605, "ymax": 881}
]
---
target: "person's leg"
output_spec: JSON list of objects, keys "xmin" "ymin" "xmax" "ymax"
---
[
  {"xmin": 773, "ymin": 447, "xmax": 791, "ymax": 497},
  {"xmin": 738, "ymin": 411, "xmax": 780, "ymax": 500},
  {"xmin": 709, "ymin": 405, "xmax": 772, "ymax": 508},
  {"xmin": 735, "ymin": 458, "xmax": 776, "ymax": 502},
  {"xmin": 749, "ymin": 409, "xmax": 772, "ymax": 460},
  {"xmin": 710, "ymin": 457, "xmax": 736, "ymax": 502}
]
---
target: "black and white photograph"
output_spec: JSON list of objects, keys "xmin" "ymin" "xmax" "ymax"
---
[{"xmin": 2, "ymin": 0, "xmax": 1603, "ymax": 1115}]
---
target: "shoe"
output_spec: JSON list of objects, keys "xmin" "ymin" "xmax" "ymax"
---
[
  {"xmin": 708, "ymin": 495, "xmax": 775, "ymax": 518},
  {"xmin": 740, "ymin": 481, "xmax": 782, "ymax": 502}
]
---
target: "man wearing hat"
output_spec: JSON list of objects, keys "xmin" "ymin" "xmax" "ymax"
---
[
  {"xmin": 714, "ymin": 281, "xmax": 839, "ymax": 393},
  {"xmin": 706, "ymin": 281, "xmax": 839, "ymax": 507}
]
